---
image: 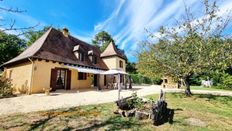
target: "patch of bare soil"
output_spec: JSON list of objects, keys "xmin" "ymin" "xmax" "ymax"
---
[{"xmin": 185, "ymin": 118, "xmax": 207, "ymax": 127}]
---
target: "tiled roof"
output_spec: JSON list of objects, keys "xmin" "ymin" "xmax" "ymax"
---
[
  {"xmin": 2, "ymin": 28, "xmax": 108, "ymax": 70},
  {"xmin": 100, "ymin": 42, "xmax": 126, "ymax": 59}
]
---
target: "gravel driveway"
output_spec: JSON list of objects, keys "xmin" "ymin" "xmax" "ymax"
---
[{"xmin": 0, "ymin": 85, "xmax": 231, "ymax": 115}]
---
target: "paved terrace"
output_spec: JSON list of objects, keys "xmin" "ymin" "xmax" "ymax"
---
[{"xmin": 0, "ymin": 85, "xmax": 232, "ymax": 115}]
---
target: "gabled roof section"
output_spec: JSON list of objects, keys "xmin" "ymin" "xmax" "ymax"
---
[
  {"xmin": 2, "ymin": 28, "xmax": 52, "ymax": 66},
  {"xmin": 100, "ymin": 42, "xmax": 126, "ymax": 59},
  {"xmin": 2, "ymin": 28, "xmax": 108, "ymax": 70}
]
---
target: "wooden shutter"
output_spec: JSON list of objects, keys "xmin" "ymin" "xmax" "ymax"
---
[
  {"xmin": 50, "ymin": 68, "xmax": 57, "ymax": 91},
  {"xmin": 66, "ymin": 70, "xmax": 71, "ymax": 90},
  {"xmin": 104, "ymin": 75, "xmax": 106, "ymax": 86}
]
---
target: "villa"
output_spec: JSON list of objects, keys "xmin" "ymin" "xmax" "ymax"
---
[{"xmin": 1, "ymin": 28, "xmax": 127, "ymax": 94}]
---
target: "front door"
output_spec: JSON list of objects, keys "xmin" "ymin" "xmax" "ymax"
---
[
  {"xmin": 94, "ymin": 74, "xmax": 98, "ymax": 87},
  {"xmin": 50, "ymin": 68, "xmax": 71, "ymax": 91}
]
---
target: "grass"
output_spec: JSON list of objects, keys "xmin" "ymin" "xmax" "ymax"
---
[
  {"xmin": 191, "ymin": 85, "xmax": 232, "ymax": 92},
  {"xmin": 0, "ymin": 93, "xmax": 232, "ymax": 131}
]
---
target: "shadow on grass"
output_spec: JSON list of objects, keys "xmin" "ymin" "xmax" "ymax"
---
[
  {"xmin": 195, "ymin": 94, "xmax": 232, "ymax": 103},
  {"xmin": 29, "ymin": 108, "xmax": 76, "ymax": 130},
  {"xmin": 29, "ymin": 113, "xmax": 56, "ymax": 130},
  {"xmin": 3, "ymin": 122, "xmax": 28, "ymax": 130},
  {"xmin": 170, "ymin": 93, "xmax": 185, "ymax": 99},
  {"xmin": 76, "ymin": 116, "xmax": 140, "ymax": 131}
]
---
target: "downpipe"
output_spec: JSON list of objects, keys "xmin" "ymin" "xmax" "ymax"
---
[{"xmin": 28, "ymin": 58, "xmax": 34, "ymax": 95}]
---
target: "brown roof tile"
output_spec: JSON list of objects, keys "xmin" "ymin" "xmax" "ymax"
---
[
  {"xmin": 2, "ymin": 28, "xmax": 108, "ymax": 70},
  {"xmin": 100, "ymin": 42, "xmax": 126, "ymax": 59}
]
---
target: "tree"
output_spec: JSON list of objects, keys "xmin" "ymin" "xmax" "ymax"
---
[
  {"xmin": 137, "ymin": 0, "xmax": 232, "ymax": 96},
  {"xmin": 24, "ymin": 26, "xmax": 50, "ymax": 47},
  {"xmin": 92, "ymin": 31, "xmax": 115, "ymax": 52},
  {"xmin": 0, "ymin": 0, "xmax": 38, "ymax": 35},
  {"xmin": 126, "ymin": 62, "xmax": 137, "ymax": 74},
  {"xmin": 0, "ymin": 31, "xmax": 26, "ymax": 65}
]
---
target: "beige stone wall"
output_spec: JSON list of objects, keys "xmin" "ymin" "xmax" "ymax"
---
[
  {"xmin": 102, "ymin": 56, "xmax": 126, "ymax": 71},
  {"xmin": 4, "ymin": 62, "xmax": 33, "ymax": 94},
  {"xmin": 32, "ymin": 60, "xmax": 62, "ymax": 93},
  {"xmin": 4, "ymin": 57, "xmax": 125, "ymax": 94},
  {"xmin": 161, "ymin": 76, "xmax": 177, "ymax": 88},
  {"xmin": 70, "ymin": 69, "xmax": 92, "ymax": 89},
  {"xmin": 32, "ymin": 60, "xmax": 93, "ymax": 92}
]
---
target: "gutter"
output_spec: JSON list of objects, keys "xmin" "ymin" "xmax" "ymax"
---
[{"xmin": 28, "ymin": 58, "xmax": 34, "ymax": 95}]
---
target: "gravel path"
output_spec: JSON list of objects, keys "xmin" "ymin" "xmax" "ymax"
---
[{"xmin": 0, "ymin": 85, "xmax": 231, "ymax": 115}]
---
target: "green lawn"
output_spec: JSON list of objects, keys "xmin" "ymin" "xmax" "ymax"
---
[
  {"xmin": 191, "ymin": 85, "xmax": 232, "ymax": 92},
  {"xmin": 0, "ymin": 93, "xmax": 232, "ymax": 131}
]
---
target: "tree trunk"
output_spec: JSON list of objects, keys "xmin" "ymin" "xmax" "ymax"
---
[{"xmin": 183, "ymin": 77, "xmax": 192, "ymax": 96}]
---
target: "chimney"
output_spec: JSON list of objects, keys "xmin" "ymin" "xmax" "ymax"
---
[{"xmin": 63, "ymin": 27, "xmax": 69, "ymax": 37}]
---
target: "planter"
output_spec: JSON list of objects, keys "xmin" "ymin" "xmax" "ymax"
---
[{"xmin": 43, "ymin": 88, "xmax": 52, "ymax": 96}]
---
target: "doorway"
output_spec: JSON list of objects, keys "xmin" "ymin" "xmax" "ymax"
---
[
  {"xmin": 93, "ymin": 74, "xmax": 98, "ymax": 87},
  {"xmin": 50, "ymin": 68, "xmax": 71, "ymax": 91}
]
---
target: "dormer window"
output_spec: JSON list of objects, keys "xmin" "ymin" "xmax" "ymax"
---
[
  {"xmin": 92, "ymin": 56, "xmax": 97, "ymax": 64},
  {"xmin": 88, "ymin": 50, "xmax": 97, "ymax": 64},
  {"xmin": 73, "ymin": 45, "xmax": 85, "ymax": 61}
]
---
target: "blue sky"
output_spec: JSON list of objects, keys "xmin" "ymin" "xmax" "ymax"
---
[{"xmin": 1, "ymin": 0, "xmax": 232, "ymax": 62}]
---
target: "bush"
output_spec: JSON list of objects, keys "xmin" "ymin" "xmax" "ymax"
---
[
  {"xmin": 125, "ymin": 92, "xmax": 144, "ymax": 109},
  {"xmin": 129, "ymin": 74, "xmax": 161, "ymax": 85},
  {"xmin": 151, "ymin": 77, "xmax": 163, "ymax": 85},
  {"xmin": 220, "ymin": 74, "xmax": 232, "ymax": 89},
  {"xmin": 0, "ymin": 76, "xmax": 13, "ymax": 98},
  {"xmin": 207, "ymin": 73, "xmax": 232, "ymax": 90},
  {"xmin": 189, "ymin": 74, "xmax": 202, "ymax": 86},
  {"xmin": 189, "ymin": 72, "xmax": 226, "ymax": 86},
  {"xmin": 130, "ymin": 74, "xmax": 141, "ymax": 84}
]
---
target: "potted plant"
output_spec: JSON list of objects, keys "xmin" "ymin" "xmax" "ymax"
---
[{"xmin": 43, "ymin": 87, "xmax": 52, "ymax": 95}]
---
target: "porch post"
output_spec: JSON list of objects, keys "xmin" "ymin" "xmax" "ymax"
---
[
  {"xmin": 97, "ymin": 74, "xmax": 101, "ymax": 90},
  {"xmin": 117, "ymin": 73, "xmax": 121, "ymax": 100}
]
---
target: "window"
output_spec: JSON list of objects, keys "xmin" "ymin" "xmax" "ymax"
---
[
  {"xmin": 79, "ymin": 52, "xmax": 85, "ymax": 61},
  {"xmin": 92, "ymin": 56, "xmax": 97, "ymax": 64},
  {"xmin": 78, "ymin": 72, "xmax": 87, "ymax": 80},
  {"xmin": 164, "ymin": 79, "xmax": 168, "ymax": 83},
  {"xmin": 119, "ymin": 60, "xmax": 123, "ymax": 68},
  {"xmin": 74, "ymin": 52, "xmax": 79, "ymax": 59}
]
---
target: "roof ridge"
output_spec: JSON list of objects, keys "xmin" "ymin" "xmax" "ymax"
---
[{"xmin": 57, "ymin": 29, "xmax": 101, "ymax": 53}]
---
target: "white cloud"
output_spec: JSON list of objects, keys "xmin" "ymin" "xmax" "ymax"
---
[
  {"xmin": 73, "ymin": 33, "xmax": 93, "ymax": 43},
  {"xmin": 94, "ymin": 0, "xmax": 196, "ymax": 61},
  {"xmin": 94, "ymin": 0, "xmax": 126, "ymax": 31},
  {"xmin": 119, "ymin": 0, "xmax": 163, "ymax": 49}
]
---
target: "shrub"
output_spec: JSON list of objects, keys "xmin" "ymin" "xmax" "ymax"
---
[
  {"xmin": 0, "ymin": 76, "xmax": 13, "ymax": 98},
  {"xmin": 125, "ymin": 92, "xmax": 144, "ymax": 109},
  {"xmin": 209, "ymin": 73, "xmax": 232, "ymax": 90},
  {"xmin": 130, "ymin": 74, "xmax": 162, "ymax": 85},
  {"xmin": 151, "ymin": 77, "xmax": 162, "ymax": 85},
  {"xmin": 221, "ymin": 74, "xmax": 232, "ymax": 89},
  {"xmin": 189, "ymin": 74, "xmax": 202, "ymax": 86},
  {"xmin": 130, "ymin": 74, "xmax": 142, "ymax": 84}
]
